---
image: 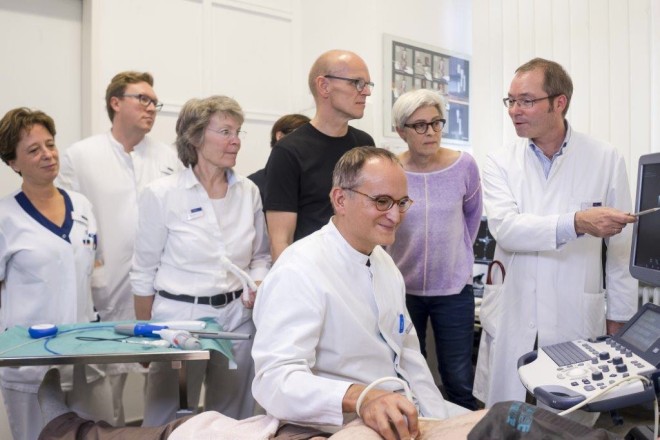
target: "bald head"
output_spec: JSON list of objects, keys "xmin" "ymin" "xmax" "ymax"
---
[{"xmin": 308, "ymin": 50, "xmax": 367, "ymax": 98}]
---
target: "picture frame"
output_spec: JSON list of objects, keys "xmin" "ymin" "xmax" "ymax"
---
[{"xmin": 383, "ymin": 34, "xmax": 470, "ymax": 145}]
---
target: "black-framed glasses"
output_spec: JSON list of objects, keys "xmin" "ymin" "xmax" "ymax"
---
[
  {"xmin": 206, "ymin": 127, "xmax": 247, "ymax": 140},
  {"xmin": 324, "ymin": 75, "xmax": 374, "ymax": 92},
  {"xmin": 502, "ymin": 94, "xmax": 559, "ymax": 109},
  {"xmin": 343, "ymin": 188, "xmax": 414, "ymax": 213},
  {"xmin": 403, "ymin": 118, "xmax": 446, "ymax": 134},
  {"xmin": 121, "ymin": 94, "xmax": 163, "ymax": 111}
]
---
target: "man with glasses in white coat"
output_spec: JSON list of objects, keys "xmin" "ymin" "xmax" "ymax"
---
[
  {"xmin": 474, "ymin": 58, "xmax": 638, "ymax": 421},
  {"xmin": 57, "ymin": 71, "xmax": 182, "ymax": 426}
]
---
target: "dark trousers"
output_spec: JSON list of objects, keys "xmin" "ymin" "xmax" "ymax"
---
[{"xmin": 406, "ymin": 284, "xmax": 478, "ymax": 410}]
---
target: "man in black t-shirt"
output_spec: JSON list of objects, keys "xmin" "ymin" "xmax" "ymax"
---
[{"xmin": 264, "ymin": 49, "xmax": 375, "ymax": 261}]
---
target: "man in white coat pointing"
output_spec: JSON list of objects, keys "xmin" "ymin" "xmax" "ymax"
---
[{"xmin": 474, "ymin": 58, "xmax": 638, "ymax": 409}]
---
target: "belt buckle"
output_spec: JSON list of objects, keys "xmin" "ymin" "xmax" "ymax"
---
[{"xmin": 212, "ymin": 292, "xmax": 229, "ymax": 308}]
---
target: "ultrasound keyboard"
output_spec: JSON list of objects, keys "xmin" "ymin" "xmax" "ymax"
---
[{"xmin": 517, "ymin": 303, "xmax": 660, "ymax": 411}]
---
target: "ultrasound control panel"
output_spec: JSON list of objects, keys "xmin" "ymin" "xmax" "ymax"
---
[{"xmin": 517, "ymin": 303, "xmax": 660, "ymax": 411}]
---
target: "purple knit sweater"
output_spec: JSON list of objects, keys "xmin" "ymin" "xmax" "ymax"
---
[{"xmin": 386, "ymin": 152, "xmax": 483, "ymax": 296}]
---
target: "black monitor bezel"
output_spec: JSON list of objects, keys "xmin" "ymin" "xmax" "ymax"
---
[{"xmin": 629, "ymin": 152, "xmax": 660, "ymax": 287}]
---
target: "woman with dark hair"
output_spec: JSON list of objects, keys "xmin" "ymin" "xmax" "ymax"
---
[
  {"xmin": 132, "ymin": 95, "xmax": 271, "ymax": 425},
  {"xmin": 0, "ymin": 108, "xmax": 112, "ymax": 440}
]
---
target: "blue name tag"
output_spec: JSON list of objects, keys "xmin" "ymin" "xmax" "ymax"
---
[{"xmin": 187, "ymin": 207, "xmax": 204, "ymax": 220}]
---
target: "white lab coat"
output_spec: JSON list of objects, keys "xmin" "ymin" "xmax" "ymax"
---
[
  {"xmin": 0, "ymin": 189, "xmax": 97, "ymax": 391},
  {"xmin": 473, "ymin": 127, "xmax": 638, "ymax": 407},
  {"xmin": 252, "ymin": 220, "xmax": 467, "ymax": 428},
  {"xmin": 0, "ymin": 190, "xmax": 114, "ymax": 440},
  {"xmin": 57, "ymin": 132, "xmax": 182, "ymax": 322}
]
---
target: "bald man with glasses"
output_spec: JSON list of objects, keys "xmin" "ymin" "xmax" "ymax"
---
[{"xmin": 263, "ymin": 50, "xmax": 375, "ymax": 262}]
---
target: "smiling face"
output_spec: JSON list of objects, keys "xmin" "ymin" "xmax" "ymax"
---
[
  {"xmin": 332, "ymin": 157, "xmax": 408, "ymax": 254},
  {"xmin": 196, "ymin": 113, "xmax": 241, "ymax": 171},
  {"xmin": 507, "ymin": 68, "xmax": 565, "ymax": 142},
  {"xmin": 111, "ymin": 81, "xmax": 159, "ymax": 135},
  {"xmin": 9, "ymin": 124, "xmax": 59, "ymax": 186},
  {"xmin": 396, "ymin": 105, "xmax": 442, "ymax": 158}
]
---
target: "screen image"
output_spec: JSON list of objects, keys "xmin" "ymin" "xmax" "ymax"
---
[{"xmin": 619, "ymin": 307, "xmax": 660, "ymax": 352}]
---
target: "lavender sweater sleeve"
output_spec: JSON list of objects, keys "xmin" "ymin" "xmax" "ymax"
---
[{"xmin": 387, "ymin": 152, "xmax": 483, "ymax": 296}]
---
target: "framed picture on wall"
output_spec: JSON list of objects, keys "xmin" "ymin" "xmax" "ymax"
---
[{"xmin": 383, "ymin": 34, "xmax": 470, "ymax": 145}]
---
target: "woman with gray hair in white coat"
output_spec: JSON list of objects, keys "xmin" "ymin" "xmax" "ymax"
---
[{"xmin": 132, "ymin": 95, "xmax": 271, "ymax": 426}]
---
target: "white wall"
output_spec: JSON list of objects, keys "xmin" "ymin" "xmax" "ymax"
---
[
  {"xmin": 82, "ymin": 0, "xmax": 304, "ymax": 179},
  {"xmin": 0, "ymin": 2, "xmax": 82, "ymax": 434},
  {"xmin": 81, "ymin": 0, "xmax": 471, "ymax": 177},
  {"xmin": 300, "ymin": 0, "xmax": 472, "ymax": 152},
  {"xmin": 0, "ymin": 0, "xmax": 82, "ymax": 197},
  {"xmin": 471, "ymin": 0, "xmax": 660, "ymax": 192}
]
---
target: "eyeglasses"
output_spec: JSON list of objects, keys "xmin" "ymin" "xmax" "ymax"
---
[
  {"xmin": 121, "ymin": 94, "xmax": 163, "ymax": 111},
  {"xmin": 403, "ymin": 118, "xmax": 446, "ymax": 134},
  {"xmin": 502, "ymin": 94, "xmax": 559, "ymax": 109},
  {"xmin": 324, "ymin": 75, "xmax": 374, "ymax": 92},
  {"xmin": 343, "ymin": 188, "xmax": 414, "ymax": 213},
  {"xmin": 206, "ymin": 127, "xmax": 247, "ymax": 140}
]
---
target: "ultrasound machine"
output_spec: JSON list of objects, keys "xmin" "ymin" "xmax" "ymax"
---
[{"xmin": 517, "ymin": 152, "xmax": 660, "ymax": 438}]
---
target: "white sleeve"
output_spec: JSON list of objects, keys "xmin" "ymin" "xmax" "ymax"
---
[
  {"xmin": 251, "ymin": 265, "xmax": 350, "ymax": 425},
  {"xmin": 248, "ymin": 185, "xmax": 271, "ymax": 282},
  {"xmin": 130, "ymin": 186, "xmax": 167, "ymax": 297}
]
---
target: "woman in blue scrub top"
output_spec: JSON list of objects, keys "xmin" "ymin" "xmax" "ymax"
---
[{"xmin": 0, "ymin": 108, "xmax": 112, "ymax": 440}]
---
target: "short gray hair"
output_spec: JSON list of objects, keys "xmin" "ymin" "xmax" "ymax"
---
[
  {"xmin": 391, "ymin": 89, "xmax": 445, "ymax": 130},
  {"xmin": 332, "ymin": 147, "xmax": 401, "ymax": 190},
  {"xmin": 175, "ymin": 95, "xmax": 244, "ymax": 167}
]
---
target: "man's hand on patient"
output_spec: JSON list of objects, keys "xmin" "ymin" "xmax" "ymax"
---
[
  {"xmin": 344, "ymin": 384, "xmax": 419, "ymax": 440},
  {"xmin": 574, "ymin": 207, "xmax": 636, "ymax": 238}
]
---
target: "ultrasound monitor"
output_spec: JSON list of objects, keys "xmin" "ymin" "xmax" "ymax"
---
[{"xmin": 629, "ymin": 152, "xmax": 660, "ymax": 287}]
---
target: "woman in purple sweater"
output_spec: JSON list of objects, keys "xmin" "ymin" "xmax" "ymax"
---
[{"xmin": 387, "ymin": 89, "xmax": 483, "ymax": 410}]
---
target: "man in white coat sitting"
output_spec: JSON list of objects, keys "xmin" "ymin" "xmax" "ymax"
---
[
  {"xmin": 474, "ymin": 58, "xmax": 638, "ymax": 411},
  {"xmin": 251, "ymin": 147, "xmax": 472, "ymax": 439}
]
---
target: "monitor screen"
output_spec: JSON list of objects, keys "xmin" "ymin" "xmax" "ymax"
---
[
  {"xmin": 618, "ymin": 306, "xmax": 660, "ymax": 352},
  {"xmin": 630, "ymin": 152, "xmax": 660, "ymax": 287}
]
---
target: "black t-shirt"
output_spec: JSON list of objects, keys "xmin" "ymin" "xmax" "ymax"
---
[{"xmin": 264, "ymin": 122, "xmax": 375, "ymax": 241}]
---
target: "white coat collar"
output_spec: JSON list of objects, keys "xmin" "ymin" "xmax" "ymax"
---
[
  {"xmin": 325, "ymin": 218, "xmax": 372, "ymax": 268},
  {"xmin": 106, "ymin": 131, "xmax": 148, "ymax": 155},
  {"xmin": 180, "ymin": 166, "xmax": 238, "ymax": 190}
]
